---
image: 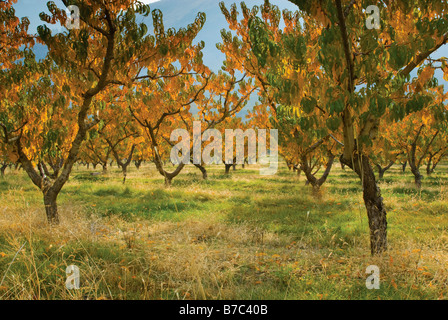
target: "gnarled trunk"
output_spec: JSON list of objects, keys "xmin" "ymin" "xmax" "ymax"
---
[
  {"xmin": 43, "ymin": 191, "xmax": 59, "ymax": 225},
  {"xmin": 407, "ymin": 126, "xmax": 438, "ymax": 189},
  {"xmin": 159, "ymin": 162, "xmax": 185, "ymax": 187},
  {"xmin": 408, "ymin": 157, "xmax": 423, "ymax": 189},
  {"xmin": 109, "ymin": 144, "xmax": 135, "ymax": 185},
  {"xmin": 134, "ymin": 159, "xmax": 143, "ymax": 170},
  {"xmin": 375, "ymin": 160, "xmax": 394, "ymax": 180},
  {"xmin": 1, "ymin": 163, "xmax": 7, "ymax": 177},
  {"xmin": 300, "ymin": 153, "xmax": 335, "ymax": 195},
  {"xmin": 165, "ymin": 176, "xmax": 172, "ymax": 187},
  {"xmin": 411, "ymin": 168, "xmax": 423, "ymax": 189},
  {"xmin": 401, "ymin": 161, "xmax": 407, "ymax": 173},
  {"xmin": 426, "ymin": 160, "xmax": 433, "ymax": 175},
  {"xmin": 341, "ymin": 154, "xmax": 387, "ymax": 255},
  {"xmin": 377, "ymin": 167, "xmax": 385, "ymax": 180},
  {"xmin": 146, "ymin": 124, "xmax": 185, "ymax": 187},
  {"xmin": 194, "ymin": 163, "xmax": 208, "ymax": 180},
  {"xmin": 426, "ymin": 151, "xmax": 443, "ymax": 175},
  {"xmin": 122, "ymin": 166, "xmax": 128, "ymax": 184}
]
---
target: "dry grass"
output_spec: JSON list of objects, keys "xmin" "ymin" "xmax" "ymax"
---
[{"xmin": 0, "ymin": 161, "xmax": 448, "ymax": 300}]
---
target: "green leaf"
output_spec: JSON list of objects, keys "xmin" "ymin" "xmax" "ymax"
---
[
  {"xmin": 329, "ymin": 98, "xmax": 344, "ymax": 115},
  {"xmin": 326, "ymin": 117, "xmax": 341, "ymax": 131},
  {"xmin": 301, "ymin": 96, "xmax": 317, "ymax": 114}
]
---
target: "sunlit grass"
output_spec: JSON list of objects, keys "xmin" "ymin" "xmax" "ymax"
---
[{"xmin": 0, "ymin": 160, "xmax": 447, "ymax": 300}]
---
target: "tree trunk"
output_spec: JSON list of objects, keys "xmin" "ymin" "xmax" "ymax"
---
[
  {"xmin": 165, "ymin": 176, "xmax": 172, "ymax": 187},
  {"xmin": 378, "ymin": 168, "xmax": 385, "ymax": 180},
  {"xmin": 1, "ymin": 164, "xmax": 7, "ymax": 177},
  {"xmin": 426, "ymin": 159, "xmax": 433, "ymax": 175},
  {"xmin": 225, "ymin": 164, "xmax": 232, "ymax": 174},
  {"xmin": 363, "ymin": 173, "xmax": 388, "ymax": 255},
  {"xmin": 335, "ymin": 0, "xmax": 388, "ymax": 255},
  {"xmin": 311, "ymin": 184, "xmax": 322, "ymax": 198},
  {"xmin": 412, "ymin": 169, "xmax": 423, "ymax": 189},
  {"xmin": 428, "ymin": 156, "xmax": 442, "ymax": 175},
  {"xmin": 109, "ymin": 144, "xmax": 135, "ymax": 185},
  {"xmin": 102, "ymin": 163, "xmax": 108, "ymax": 174},
  {"xmin": 432, "ymin": 162, "xmax": 440, "ymax": 174},
  {"xmin": 401, "ymin": 161, "xmax": 407, "ymax": 173},
  {"xmin": 147, "ymin": 124, "xmax": 185, "ymax": 187},
  {"xmin": 194, "ymin": 164, "xmax": 208, "ymax": 180},
  {"xmin": 409, "ymin": 159, "xmax": 423, "ymax": 189},
  {"xmin": 301, "ymin": 153, "xmax": 335, "ymax": 195},
  {"xmin": 341, "ymin": 154, "xmax": 387, "ymax": 255},
  {"xmin": 426, "ymin": 152, "xmax": 442, "ymax": 175},
  {"xmin": 407, "ymin": 126, "xmax": 438, "ymax": 189},
  {"xmin": 376, "ymin": 160, "xmax": 394, "ymax": 180},
  {"xmin": 122, "ymin": 166, "xmax": 128, "ymax": 184},
  {"xmin": 43, "ymin": 192, "xmax": 60, "ymax": 225},
  {"xmin": 152, "ymin": 156, "xmax": 184, "ymax": 187},
  {"xmin": 135, "ymin": 159, "xmax": 142, "ymax": 170}
]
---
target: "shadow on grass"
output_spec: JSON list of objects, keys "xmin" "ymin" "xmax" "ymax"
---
[
  {"xmin": 327, "ymin": 185, "xmax": 361, "ymax": 194},
  {"xmin": 391, "ymin": 186, "xmax": 440, "ymax": 200},
  {"xmin": 224, "ymin": 192, "xmax": 367, "ymax": 250},
  {"xmin": 73, "ymin": 173, "xmax": 108, "ymax": 182},
  {"xmin": 0, "ymin": 180, "xmax": 9, "ymax": 189}
]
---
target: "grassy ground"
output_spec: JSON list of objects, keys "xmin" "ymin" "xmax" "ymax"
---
[{"xmin": 0, "ymin": 160, "xmax": 447, "ymax": 300}]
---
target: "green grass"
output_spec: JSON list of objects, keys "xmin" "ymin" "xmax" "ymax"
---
[{"xmin": 0, "ymin": 160, "xmax": 447, "ymax": 300}]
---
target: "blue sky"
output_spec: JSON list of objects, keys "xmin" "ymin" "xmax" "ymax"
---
[
  {"xmin": 12, "ymin": 0, "xmax": 299, "ymax": 118},
  {"xmin": 13, "ymin": 0, "xmax": 298, "ymax": 71},
  {"xmin": 12, "ymin": 0, "xmax": 448, "ymax": 100}
]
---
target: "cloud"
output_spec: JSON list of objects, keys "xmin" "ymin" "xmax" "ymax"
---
[{"xmin": 140, "ymin": 0, "xmax": 162, "ymax": 4}]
